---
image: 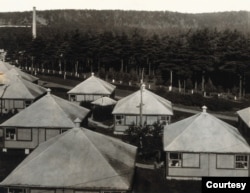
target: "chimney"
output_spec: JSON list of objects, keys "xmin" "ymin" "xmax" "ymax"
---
[
  {"xmin": 74, "ymin": 118, "xmax": 81, "ymax": 128},
  {"xmin": 202, "ymin": 105, "xmax": 207, "ymax": 113},
  {"xmin": 32, "ymin": 7, "xmax": 36, "ymax": 39}
]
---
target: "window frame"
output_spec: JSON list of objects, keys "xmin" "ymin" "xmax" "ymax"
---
[
  {"xmin": 168, "ymin": 152, "xmax": 182, "ymax": 167},
  {"xmin": 16, "ymin": 128, "xmax": 32, "ymax": 141},
  {"xmin": 5, "ymin": 128, "xmax": 17, "ymax": 141},
  {"xmin": 235, "ymin": 154, "xmax": 248, "ymax": 169},
  {"xmin": 115, "ymin": 115, "xmax": 125, "ymax": 125}
]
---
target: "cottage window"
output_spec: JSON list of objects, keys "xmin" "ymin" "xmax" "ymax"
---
[
  {"xmin": 17, "ymin": 128, "xmax": 32, "ymax": 141},
  {"xmin": 125, "ymin": 115, "xmax": 137, "ymax": 125},
  {"xmin": 8, "ymin": 188, "xmax": 26, "ymax": 193},
  {"xmin": 70, "ymin": 95, "xmax": 76, "ymax": 102},
  {"xmin": 169, "ymin": 153, "xmax": 182, "ymax": 167},
  {"xmin": 115, "ymin": 115, "xmax": 125, "ymax": 125},
  {"xmin": 5, "ymin": 128, "xmax": 16, "ymax": 140},
  {"xmin": 159, "ymin": 116, "xmax": 169, "ymax": 125},
  {"xmin": 85, "ymin": 94, "xmax": 93, "ymax": 101},
  {"xmin": 14, "ymin": 100, "xmax": 24, "ymax": 109},
  {"xmin": 60, "ymin": 129, "xmax": 68, "ymax": 134},
  {"xmin": 217, "ymin": 154, "xmax": 234, "ymax": 169},
  {"xmin": 235, "ymin": 155, "xmax": 248, "ymax": 169},
  {"xmin": 25, "ymin": 100, "xmax": 32, "ymax": 107},
  {"xmin": 146, "ymin": 116, "xmax": 158, "ymax": 125},
  {"xmin": 182, "ymin": 153, "xmax": 200, "ymax": 168}
]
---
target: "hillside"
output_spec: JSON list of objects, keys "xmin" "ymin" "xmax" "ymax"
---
[{"xmin": 0, "ymin": 9, "xmax": 250, "ymax": 36}]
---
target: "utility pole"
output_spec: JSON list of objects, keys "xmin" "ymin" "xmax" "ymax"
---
[{"xmin": 139, "ymin": 84, "xmax": 145, "ymax": 126}]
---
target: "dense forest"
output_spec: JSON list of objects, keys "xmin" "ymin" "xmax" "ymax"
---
[{"xmin": 1, "ymin": 9, "xmax": 250, "ymax": 95}]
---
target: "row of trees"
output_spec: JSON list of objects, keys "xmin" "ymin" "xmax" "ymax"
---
[{"xmin": 1, "ymin": 27, "xmax": 250, "ymax": 94}]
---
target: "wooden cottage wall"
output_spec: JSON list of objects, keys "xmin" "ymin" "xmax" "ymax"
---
[
  {"xmin": 4, "ymin": 128, "xmax": 38, "ymax": 149},
  {"xmin": 166, "ymin": 153, "xmax": 249, "ymax": 178}
]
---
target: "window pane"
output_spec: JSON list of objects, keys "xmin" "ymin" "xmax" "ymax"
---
[
  {"xmin": 14, "ymin": 100, "xmax": 24, "ymax": 109},
  {"xmin": 5, "ymin": 128, "xmax": 16, "ymax": 140},
  {"xmin": 235, "ymin": 155, "xmax": 248, "ymax": 169},
  {"xmin": 169, "ymin": 153, "xmax": 182, "ymax": 167},
  {"xmin": 116, "ymin": 115, "xmax": 125, "ymax": 125},
  {"xmin": 146, "ymin": 116, "xmax": 158, "ymax": 125},
  {"xmin": 182, "ymin": 153, "xmax": 199, "ymax": 168},
  {"xmin": 170, "ymin": 153, "xmax": 181, "ymax": 159},
  {"xmin": 125, "ymin": 116, "xmax": 136, "ymax": 125}
]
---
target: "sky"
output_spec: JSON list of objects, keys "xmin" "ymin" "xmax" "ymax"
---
[{"xmin": 0, "ymin": 0, "xmax": 250, "ymax": 13}]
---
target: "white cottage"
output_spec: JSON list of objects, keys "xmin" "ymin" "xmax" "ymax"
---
[
  {"xmin": 0, "ymin": 61, "xmax": 39, "ymax": 83},
  {"xmin": 164, "ymin": 106, "xmax": 250, "ymax": 180},
  {"xmin": 112, "ymin": 84, "xmax": 173, "ymax": 134},
  {"xmin": 0, "ymin": 126, "xmax": 137, "ymax": 193},
  {"xmin": 0, "ymin": 73, "xmax": 46, "ymax": 113},
  {"xmin": 0, "ymin": 89, "xmax": 90, "ymax": 153},
  {"xmin": 68, "ymin": 73, "xmax": 116, "ymax": 103}
]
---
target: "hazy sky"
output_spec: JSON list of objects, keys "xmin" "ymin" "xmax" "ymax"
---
[{"xmin": 0, "ymin": 0, "xmax": 250, "ymax": 13}]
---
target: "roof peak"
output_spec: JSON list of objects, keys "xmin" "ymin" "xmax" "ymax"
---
[{"xmin": 202, "ymin": 105, "xmax": 207, "ymax": 113}]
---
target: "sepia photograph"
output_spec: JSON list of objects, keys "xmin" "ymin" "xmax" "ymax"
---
[{"xmin": 1, "ymin": 0, "xmax": 250, "ymax": 193}]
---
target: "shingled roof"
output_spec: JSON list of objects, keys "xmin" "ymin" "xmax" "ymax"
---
[
  {"xmin": 91, "ymin": 96, "xmax": 117, "ymax": 106},
  {"xmin": 0, "ymin": 74, "xmax": 46, "ymax": 99},
  {"xmin": 68, "ymin": 73, "xmax": 116, "ymax": 95},
  {"xmin": 0, "ymin": 127, "xmax": 137, "ymax": 190},
  {"xmin": 0, "ymin": 61, "xmax": 38, "ymax": 82},
  {"xmin": 112, "ymin": 85, "xmax": 173, "ymax": 115},
  {"xmin": 164, "ymin": 106, "xmax": 250, "ymax": 153},
  {"xmin": 1, "ymin": 90, "xmax": 90, "ymax": 128}
]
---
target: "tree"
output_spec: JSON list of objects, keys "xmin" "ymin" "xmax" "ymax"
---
[{"xmin": 124, "ymin": 122, "xmax": 164, "ymax": 162}]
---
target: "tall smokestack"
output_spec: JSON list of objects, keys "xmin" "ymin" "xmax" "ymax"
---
[{"xmin": 32, "ymin": 7, "xmax": 36, "ymax": 39}]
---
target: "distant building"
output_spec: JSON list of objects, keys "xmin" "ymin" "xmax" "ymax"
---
[
  {"xmin": 0, "ymin": 126, "xmax": 137, "ymax": 193},
  {"xmin": 91, "ymin": 96, "xmax": 117, "ymax": 121},
  {"xmin": 0, "ymin": 89, "xmax": 90, "ymax": 153},
  {"xmin": 164, "ymin": 106, "xmax": 250, "ymax": 180},
  {"xmin": 237, "ymin": 107, "xmax": 250, "ymax": 140},
  {"xmin": 68, "ymin": 73, "xmax": 116, "ymax": 103},
  {"xmin": 0, "ymin": 73, "xmax": 46, "ymax": 113},
  {"xmin": 0, "ymin": 61, "xmax": 39, "ymax": 83},
  {"xmin": 112, "ymin": 84, "xmax": 173, "ymax": 134}
]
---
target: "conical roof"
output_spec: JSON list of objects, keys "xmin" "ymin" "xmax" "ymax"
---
[
  {"xmin": 68, "ymin": 73, "xmax": 116, "ymax": 95},
  {"xmin": 112, "ymin": 87, "xmax": 173, "ymax": 115},
  {"xmin": 91, "ymin": 97, "xmax": 117, "ymax": 106},
  {"xmin": 164, "ymin": 106, "xmax": 250, "ymax": 153},
  {"xmin": 0, "ymin": 62, "xmax": 38, "ymax": 82},
  {"xmin": 0, "ymin": 74, "xmax": 46, "ymax": 99},
  {"xmin": 0, "ymin": 127, "xmax": 137, "ymax": 190},
  {"xmin": 0, "ymin": 61, "xmax": 11, "ymax": 73},
  {"xmin": 1, "ymin": 90, "xmax": 90, "ymax": 128},
  {"xmin": 237, "ymin": 107, "xmax": 250, "ymax": 127}
]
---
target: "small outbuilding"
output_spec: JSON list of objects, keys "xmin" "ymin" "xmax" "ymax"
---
[
  {"xmin": 164, "ymin": 106, "xmax": 250, "ymax": 180},
  {"xmin": 0, "ymin": 89, "xmax": 90, "ymax": 153},
  {"xmin": 91, "ymin": 96, "xmax": 117, "ymax": 121},
  {"xmin": 68, "ymin": 73, "xmax": 116, "ymax": 104},
  {"xmin": 0, "ymin": 126, "xmax": 137, "ymax": 193},
  {"xmin": 112, "ymin": 84, "xmax": 173, "ymax": 134}
]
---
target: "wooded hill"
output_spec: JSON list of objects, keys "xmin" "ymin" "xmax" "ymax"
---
[
  {"xmin": 0, "ymin": 9, "xmax": 250, "ymax": 35},
  {"xmin": 1, "ymin": 9, "xmax": 250, "ymax": 95}
]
